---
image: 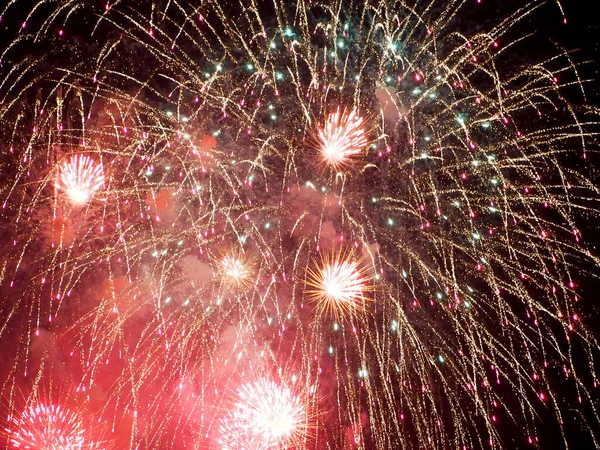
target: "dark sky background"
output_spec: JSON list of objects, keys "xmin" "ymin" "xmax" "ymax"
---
[
  {"xmin": 501, "ymin": 2, "xmax": 600, "ymax": 449},
  {"xmin": 539, "ymin": 0, "xmax": 599, "ymax": 101}
]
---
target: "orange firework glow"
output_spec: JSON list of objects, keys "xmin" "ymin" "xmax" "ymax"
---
[{"xmin": 305, "ymin": 251, "xmax": 370, "ymax": 319}]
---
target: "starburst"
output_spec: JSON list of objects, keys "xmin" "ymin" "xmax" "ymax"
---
[
  {"xmin": 315, "ymin": 108, "xmax": 369, "ymax": 172},
  {"xmin": 306, "ymin": 251, "xmax": 370, "ymax": 319},
  {"xmin": 56, "ymin": 155, "xmax": 104, "ymax": 206},
  {"xmin": 6, "ymin": 403, "xmax": 86, "ymax": 450},
  {"xmin": 219, "ymin": 378, "xmax": 309, "ymax": 450}
]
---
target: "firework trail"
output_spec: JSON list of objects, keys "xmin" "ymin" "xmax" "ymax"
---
[{"xmin": 0, "ymin": 0, "xmax": 599, "ymax": 449}]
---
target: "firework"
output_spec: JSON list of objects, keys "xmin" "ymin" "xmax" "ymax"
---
[
  {"xmin": 0, "ymin": 0, "xmax": 599, "ymax": 449},
  {"xmin": 219, "ymin": 251, "xmax": 253, "ymax": 291},
  {"xmin": 56, "ymin": 155, "xmax": 104, "ymax": 206},
  {"xmin": 306, "ymin": 251, "xmax": 369, "ymax": 319},
  {"xmin": 5, "ymin": 403, "xmax": 86, "ymax": 450},
  {"xmin": 218, "ymin": 378, "xmax": 309, "ymax": 450},
  {"xmin": 315, "ymin": 108, "xmax": 369, "ymax": 172}
]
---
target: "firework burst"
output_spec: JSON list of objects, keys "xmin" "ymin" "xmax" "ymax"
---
[
  {"xmin": 219, "ymin": 251, "xmax": 254, "ymax": 291},
  {"xmin": 314, "ymin": 108, "xmax": 369, "ymax": 172},
  {"xmin": 55, "ymin": 155, "xmax": 104, "ymax": 206},
  {"xmin": 306, "ymin": 251, "xmax": 369, "ymax": 319},
  {"xmin": 0, "ymin": 0, "xmax": 599, "ymax": 449},
  {"xmin": 5, "ymin": 403, "xmax": 86, "ymax": 450},
  {"xmin": 218, "ymin": 378, "xmax": 309, "ymax": 450}
]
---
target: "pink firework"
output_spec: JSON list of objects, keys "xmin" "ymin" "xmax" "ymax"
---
[
  {"xmin": 219, "ymin": 378, "xmax": 308, "ymax": 449},
  {"xmin": 316, "ymin": 108, "xmax": 368, "ymax": 171},
  {"xmin": 56, "ymin": 155, "xmax": 105, "ymax": 205},
  {"xmin": 6, "ymin": 403, "xmax": 86, "ymax": 449}
]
